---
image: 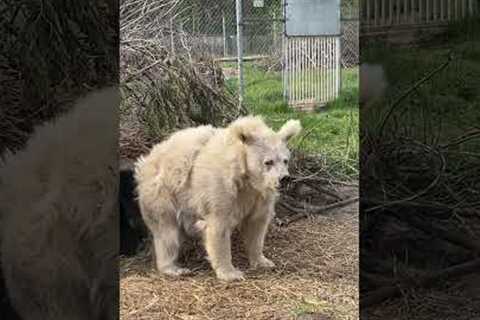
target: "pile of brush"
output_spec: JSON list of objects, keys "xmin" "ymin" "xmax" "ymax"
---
[
  {"xmin": 0, "ymin": 0, "xmax": 117, "ymax": 156},
  {"xmin": 119, "ymin": 43, "xmax": 246, "ymax": 160},
  {"xmin": 275, "ymin": 151, "xmax": 358, "ymax": 226},
  {"xmin": 119, "ymin": 0, "xmax": 246, "ymax": 160},
  {"xmin": 361, "ymin": 134, "xmax": 480, "ymax": 313}
]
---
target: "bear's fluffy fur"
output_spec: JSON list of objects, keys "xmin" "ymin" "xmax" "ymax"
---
[
  {"xmin": 0, "ymin": 88, "xmax": 119, "ymax": 320},
  {"xmin": 134, "ymin": 116, "xmax": 302, "ymax": 281}
]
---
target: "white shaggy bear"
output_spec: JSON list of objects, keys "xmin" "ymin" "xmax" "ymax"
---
[
  {"xmin": 0, "ymin": 88, "xmax": 119, "ymax": 320},
  {"xmin": 134, "ymin": 116, "xmax": 302, "ymax": 281}
]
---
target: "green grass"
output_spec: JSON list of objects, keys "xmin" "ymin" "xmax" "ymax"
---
[
  {"xmin": 224, "ymin": 62, "xmax": 359, "ymax": 179},
  {"xmin": 363, "ymin": 34, "xmax": 480, "ymax": 150}
]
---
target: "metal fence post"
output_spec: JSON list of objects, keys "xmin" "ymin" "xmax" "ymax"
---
[
  {"xmin": 222, "ymin": 12, "xmax": 227, "ymax": 57},
  {"xmin": 282, "ymin": 0, "xmax": 288, "ymax": 101},
  {"xmin": 236, "ymin": 0, "xmax": 244, "ymax": 110}
]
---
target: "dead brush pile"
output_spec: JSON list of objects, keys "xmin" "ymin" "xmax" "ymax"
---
[
  {"xmin": 119, "ymin": 43, "xmax": 246, "ymax": 160},
  {"xmin": 360, "ymin": 47, "xmax": 480, "ymax": 314},
  {"xmin": 275, "ymin": 151, "xmax": 358, "ymax": 226},
  {"xmin": 119, "ymin": 0, "xmax": 247, "ymax": 160},
  {"xmin": 0, "ymin": 0, "xmax": 117, "ymax": 156},
  {"xmin": 361, "ymin": 133, "xmax": 480, "ymax": 312}
]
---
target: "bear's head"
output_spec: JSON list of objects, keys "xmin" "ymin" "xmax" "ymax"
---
[{"xmin": 227, "ymin": 116, "xmax": 302, "ymax": 193}]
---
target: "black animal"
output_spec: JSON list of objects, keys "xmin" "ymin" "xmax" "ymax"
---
[{"xmin": 120, "ymin": 168, "xmax": 148, "ymax": 256}]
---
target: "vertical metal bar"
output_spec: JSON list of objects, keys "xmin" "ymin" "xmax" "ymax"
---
[
  {"xmin": 374, "ymin": 0, "xmax": 378, "ymax": 25},
  {"xmin": 320, "ymin": 37, "xmax": 323, "ymax": 104},
  {"xmin": 308, "ymin": 37, "xmax": 311, "ymax": 103},
  {"xmin": 306, "ymin": 38, "xmax": 309, "ymax": 104},
  {"xmin": 366, "ymin": 0, "xmax": 371, "ymax": 26},
  {"xmin": 336, "ymin": 36, "xmax": 341, "ymax": 97},
  {"xmin": 427, "ymin": 0, "xmax": 430, "ymax": 22},
  {"xmin": 315, "ymin": 37, "xmax": 319, "ymax": 103},
  {"xmin": 382, "ymin": 0, "xmax": 386, "ymax": 25},
  {"xmin": 397, "ymin": 0, "xmax": 401, "ymax": 23},
  {"xmin": 300, "ymin": 37, "xmax": 303, "ymax": 104},
  {"xmin": 305, "ymin": 38, "xmax": 308, "ymax": 108},
  {"xmin": 331, "ymin": 37, "xmax": 334, "ymax": 100},
  {"xmin": 448, "ymin": 0, "xmax": 451, "ymax": 21},
  {"xmin": 312, "ymin": 37, "xmax": 315, "ymax": 104},
  {"xmin": 293, "ymin": 38, "xmax": 296, "ymax": 105},
  {"xmin": 299, "ymin": 37, "xmax": 302, "ymax": 105},
  {"xmin": 282, "ymin": 0, "xmax": 287, "ymax": 102},
  {"xmin": 433, "ymin": 0, "xmax": 438, "ymax": 21},
  {"xmin": 404, "ymin": 0, "xmax": 408, "ymax": 24},
  {"xmin": 303, "ymin": 38, "xmax": 307, "ymax": 104},
  {"xmin": 441, "ymin": 0, "xmax": 444, "ymax": 20},
  {"xmin": 299, "ymin": 38, "xmax": 302, "ymax": 104},
  {"xmin": 419, "ymin": 0, "xmax": 423, "ymax": 22},
  {"xmin": 273, "ymin": 12, "xmax": 277, "ymax": 54},
  {"xmin": 313, "ymin": 37, "xmax": 316, "ymax": 103},
  {"xmin": 326, "ymin": 37, "xmax": 329, "ymax": 102},
  {"xmin": 222, "ymin": 12, "xmax": 227, "ymax": 57},
  {"xmin": 288, "ymin": 38, "xmax": 292, "ymax": 104},
  {"xmin": 312, "ymin": 37, "xmax": 316, "ymax": 104},
  {"xmin": 327, "ymin": 37, "xmax": 330, "ymax": 101},
  {"xmin": 294, "ymin": 38, "xmax": 298, "ymax": 104},
  {"xmin": 454, "ymin": 0, "xmax": 457, "ymax": 20},
  {"xmin": 303, "ymin": 38, "xmax": 306, "ymax": 104},
  {"xmin": 411, "ymin": 0, "xmax": 415, "ymax": 23},
  {"xmin": 331, "ymin": 37, "xmax": 334, "ymax": 101},
  {"xmin": 323, "ymin": 37, "xmax": 327, "ymax": 103},
  {"xmin": 236, "ymin": 0, "xmax": 244, "ymax": 110},
  {"xmin": 298, "ymin": 37, "xmax": 300, "ymax": 105},
  {"xmin": 284, "ymin": 36, "xmax": 287, "ymax": 102},
  {"xmin": 292, "ymin": 37, "xmax": 298, "ymax": 103},
  {"xmin": 390, "ymin": 0, "xmax": 394, "ymax": 25},
  {"xmin": 292, "ymin": 38, "xmax": 295, "ymax": 105},
  {"xmin": 289, "ymin": 38, "xmax": 292, "ymax": 103},
  {"xmin": 331, "ymin": 37, "xmax": 334, "ymax": 99},
  {"xmin": 324, "ymin": 37, "xmax": 327, "ymax": 103},
  {"xmin": 325, "ymin": 37, "xmax": 328, "ymax": 102}
]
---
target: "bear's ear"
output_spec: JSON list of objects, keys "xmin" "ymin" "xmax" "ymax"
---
[
  {"xmin": 278, "ymin": 119, "xmax": 302, "ymax": 142},
  {"xmin": 227, "ymin": 116, "xmax": 266, "ymax": 145}
]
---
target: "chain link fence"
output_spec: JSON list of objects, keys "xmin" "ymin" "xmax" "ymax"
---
[
  {"xmin": 162, "ymin": 0, "xmax": 359, "ymax": 67},
  {"xmin": 166, "ymin": 0, "xmax": 283, "ymax": 59},
  {"xmin": 342, "ymin": 1, "xmax": 360, "ymax": 68},
  {"xmin": 152, "ymin": 0, "xmax": 359, "ymax": 109}
]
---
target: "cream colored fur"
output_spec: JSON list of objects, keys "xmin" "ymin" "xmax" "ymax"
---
[
  {"xmin": 134, "ymin": 116, "xmax": 302, "ymax": 281},
  {"xmin": 0, "ymin": 88, "xmax": 119, "ymax": 320}
]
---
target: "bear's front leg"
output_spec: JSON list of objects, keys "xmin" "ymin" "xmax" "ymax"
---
[
  {"xmin": 241, "ymin": 203, "xmax": 276, "ymax": 270},
  {"xmin": 204, "ymin": 221, "xmax": 244, "ymax": 281}
]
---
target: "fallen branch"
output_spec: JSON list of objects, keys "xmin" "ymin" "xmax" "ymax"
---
[
  {"xmin": 282, "ymin": 196, "xmax": 359, "ymax": 226},
  {"xmin": 290, "ymin": 175, "xmax": 358, "ymax": 187},
  {"xmin": 303, "ymin": 180, "xmax": 343, "ymax": 200},
  {"xmin": 398, "ymin": 212, "xmax": 480, "ymax": 254},
  {"xmin": 362, "ymin": 258, "xmax": 480, "ymax": 308}
]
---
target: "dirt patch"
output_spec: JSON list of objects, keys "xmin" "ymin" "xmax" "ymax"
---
[{"xmin": 120, "ymin": 187, "xmax": 359, "ymax": 320}]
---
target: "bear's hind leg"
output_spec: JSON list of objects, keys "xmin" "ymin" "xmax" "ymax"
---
[
  {"xmin": 141, "ymin": 203, "xmax": 191, "ymax": 277},
  {"xmin": 151, "ymin": 219, "xmax": 192, "ymax": 276}
]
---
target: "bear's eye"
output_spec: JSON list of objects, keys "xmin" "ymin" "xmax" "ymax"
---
[
  {"xmin": 283, "ymin": 159, "xmax": 288, "ymax": 165},
  {"xmin": 264, "ymin": 159, "xmax": 274, "ymax": 166}
]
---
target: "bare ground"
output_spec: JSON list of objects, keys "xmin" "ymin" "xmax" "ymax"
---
[{"xmin": 120, "ymin": 187, "xmax": 358, "ymax": 320}]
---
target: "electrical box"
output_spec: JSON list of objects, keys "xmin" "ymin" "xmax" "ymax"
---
[{"xmin": 285, "ymin": 0, "xmax": 341, "ymax": 36}]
